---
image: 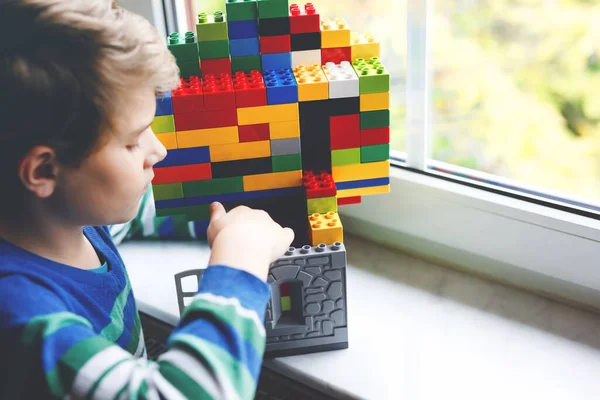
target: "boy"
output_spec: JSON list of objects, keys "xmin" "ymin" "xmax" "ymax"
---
[{"xmin": 0, "ymin": 0, "xmax": 294, "ymax": 399}]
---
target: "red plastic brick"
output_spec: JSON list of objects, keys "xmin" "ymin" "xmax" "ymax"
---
[
  {"xmin": 201, "ymin": 57, "xmax": 232, "ymax": 76},
  {"xmin": 233, "ymin": 71, "xmax": 268, "ymax": 108},
  {"xmin": 280, "ymin": 282, "xmax": 291, "ymax": 296},
  {"xmin": 260, "ymin": 35, "xmax": 291, "ymax": 54},
  {"xmin": 239, "ymin": 124, "xmax": 271, "ymax": 142},
  {"xmin": 152, "ymin": 163, "xmax": 212, "ymax": 185},
  {"xmin": 171, "ymin": 77, "xmax": 204, "ymax": 114},
  {"xmin": 203, "ymin": 74, "xmax": 236, "ymax": 110},
  {"xmin": 174, "ymin": 109, "xmax": 238, "ymax": 131},
  {"xmin": 330, "ymin": 114, "xmax": 361, "ymax": 150},
  {"xmin": 331, "ymin": 114, "xmax": 360, "ymax": 135},
  {"xmin": 321, "ymin": 47, "xmax": 352, "ymax": 64},
  {"xmin": 303, "ymin": 171, "xmax": 337, "ymax": 199},
  {"xmin": 289, "ymin": 3, "xmax": 320, "ymax": 34},
  {"xmin": 361, "ymin": 127, "xmax": 390, "ymax": 146},
  {"xmin": 338, "ymin": 196, "xmax": 362, "ymax": 206}
]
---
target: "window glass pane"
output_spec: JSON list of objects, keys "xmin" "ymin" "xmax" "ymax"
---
[
  {"xmin": 432, "ymin": 0, "xmax": 600, "ymax": 201},
  {"xmin": 185, "ymin": 0, "xmax": 406, "ymax": 152}
]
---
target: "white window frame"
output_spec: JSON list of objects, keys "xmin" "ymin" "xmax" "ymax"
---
[
  {"xmin": 343, "ymin": 0, "xmax": 600, "ymax": 309},
  {"xmin": 161, "ymin": 0, "xmax": 600, "ymax": 308}
]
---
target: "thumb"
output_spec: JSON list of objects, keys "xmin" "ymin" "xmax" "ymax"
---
[{"xmin": 209, "ymin": 202, "xmax": 226, "ymax": 223}]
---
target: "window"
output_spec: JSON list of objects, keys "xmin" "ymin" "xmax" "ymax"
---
[{"xmin": 430, "ymin": 0, "xmax": 600, "ymax": 205}]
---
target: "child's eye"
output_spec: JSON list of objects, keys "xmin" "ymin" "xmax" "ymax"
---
[{"xmin": 127, "ymin": 143, "xmax": 140, "ymax": 151}]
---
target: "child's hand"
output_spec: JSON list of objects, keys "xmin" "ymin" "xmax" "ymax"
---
[{"xmin": 207, "ymin": 202, "xmax": 295, "ymax": 281}]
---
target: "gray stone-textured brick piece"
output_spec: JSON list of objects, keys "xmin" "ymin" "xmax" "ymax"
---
[
  {"xmin": 263, "ymin": 242, "xmax": 349, "ymax": 357},
  {"xmin": 175, "ymin": 242, "xmax": 349, "ymax": 358},
  {"xmin": 270, "ymin": 137, "xmax": 301, "ymax": 156}
]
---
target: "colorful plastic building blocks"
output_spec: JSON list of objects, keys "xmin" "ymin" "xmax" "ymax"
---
[
  {"xmin": 155, "ymin": 6, "xmax": 391, "ymax": 358},
  {"xmin": 289, "ymin": 3, "xmax": 320, "ymax": 34},
  {"xmin": 351, "ymin": 32, "xmax": 381, "ymax": 60},
  {"xmin": 264, "ymin": 68, "xmax": 298, "ymax": 104},
  {"xmin": 233, "ymin": 70, "xmax": 267, "ymax": 107},
  {"xmin": 323, "ymin": 61, "xmax": 359, "ymax": 99},
  {"xmin": 292, "ymin": 64, "xmax": 328, "ymax": 102},
  {"xmin": 309, "ymin": 212, "xmax": 343, "ymax": 246},
  {"xmin": 196, "ymin": 11, "xmax": 228, "ymax": 41},
  {"xmin": 320, "ymin": 18, "xmax": 351, "ymax": 48},
  {"xmin": 352, "ymin": 57, "xmax": 390, "ymax": 94}
]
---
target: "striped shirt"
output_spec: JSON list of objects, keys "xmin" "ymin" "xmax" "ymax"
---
[{"xmin": 0, "ymin": 189, "xmax": 270, "ymax": 399}]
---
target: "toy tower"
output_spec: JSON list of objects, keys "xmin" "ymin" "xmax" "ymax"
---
[{"xmin": 155, "ymin": 0, "xmax": 390, "ymax": 357}]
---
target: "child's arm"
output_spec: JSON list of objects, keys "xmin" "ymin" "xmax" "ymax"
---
[
  {"xmin": 109, "ymin": 185, "xmax": 206, "ymax": 245},
  {"xmin": 0, "ymin": 267, "xmax": 268, "ymax": 399},
  {"xmin": 1, "ymin": 204, "xmax": 293, "ymax": 399}
]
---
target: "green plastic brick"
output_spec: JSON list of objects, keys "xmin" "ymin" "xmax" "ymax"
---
[
  {"xmin": 360, "ymin": 109, "xmax": 390, "ymax": 130},
  {"xmin": 281, "ymin": 296, "xmax": 291, "ymax": 311},
  {"xmin": 153, "ymin": 183, "xmax": 184, "ymax": 201},
  {"xmin": 361, "ymin": 144, "xmax": 390, "ymax": 163},
  {"xmin": 198, "ymin": 39, "xmax": 230, "ymax": 60},
  {"xmin": 182, "ymin": 177, "xmax": 244, "ymax": 198},
  {"xmin": 167, "ymin": 32, "xmax": 199, "ymax": 62},
  {"xmin": 332, "ymin": 148, "xmax": 361, "ymax": 166},
  {"xmin": 226, "ymin": 0, "xmax": 258, "ymax": 22},
  {"xmin": 307, "ymin": 196, "xmax": 338, "ymax": 215},
  {"xmin": 352, "ymin": 57, "xmax": 390, "ymax": 94},
  {"xmin": 178, "ymin": 59, "xmax": 202, "ymax": 78},
  {"xmin": 231, "ymin": 55, "xmax": 262, "ymax": 72},
  {"xmin": 257, "ymin": 0, "xmax": 289, "ymax": 19},
  {"xmin": 272, "ymin": 154, "xmax": 302, "ymax": 172},
  {"xmin": 156, "ymin": 204, "xmax": 210, "ymax": 221},
  {"xmin": 196, "ymin": 11, "xmax": 229, "ymax": 42},
  {"xmin": 152, "ymin": 115, "xmax": 175, "ymax": 134}
]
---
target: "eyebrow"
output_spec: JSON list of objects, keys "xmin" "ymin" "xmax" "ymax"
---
[{"xmin": 131, "ymin": 120, "xmax": 154, "ymax": 136}]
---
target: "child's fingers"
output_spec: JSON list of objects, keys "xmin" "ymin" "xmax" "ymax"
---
[
  {"xmin": 209, "ymin": 202, "xmax": 226, "ymax": 223},
  {"xmin": 279, "ymin": 227, "xmax": 295, "ymax": 250}
]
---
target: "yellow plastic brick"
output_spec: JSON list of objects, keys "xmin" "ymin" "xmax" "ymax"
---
[
  {"xmin": 293, "ymin": 65, "xmax": 329, "ymax": 102},
  {"xmin": 210, "ymin": 140, "xmax": 270, "ymax": 162},
  {"xmin": 332, "ymin": 160, "xmax": 390, "ymax": 182},
  {"xmin": 237, "ymin": 103, "xmax": 299, "ymax": 125},
  {"xmin": 360, "ymin": 92, "xmax": 390, "ymax": 112},
  {"xmin": 320, "ymin": 18, "xmax": 351, "ymax": 49},
  {"xmin": 338, "ymin": 184, "xmax": 390, "ymax": 198},
  {"xmin": 177, "ymin": 126, "xmax": 239, "ymax": 149},
  {"xmin": 243, "ymin": 170, "xmax": 302, "ymax": 192},
  {"xmin": 270, "ymin": 120, "xmax": 300, "ymax": 139},
  {"xmin": 309, "ymin": 212, "xmax": 343, "ymax": 246},
  {"xmin": 156, "ymin": 132, "xmax": 178, "ymax": 150},
  {"xmin": 351, "ymin": 32, "xmax": 381, "ymax": 60}
]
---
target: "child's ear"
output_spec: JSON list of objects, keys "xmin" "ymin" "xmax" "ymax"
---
[{"xmin": 18, "ymin": 146, "xmax": 59, "ymax": 199}]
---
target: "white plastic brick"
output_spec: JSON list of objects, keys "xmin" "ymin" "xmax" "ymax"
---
[
  {"xmin": 291, "ymin": 50, "xmax": 321, "ymax": 68},
  {"xmin": 323, "ymin": 61, "xmax": 359, "ymax": 99}
]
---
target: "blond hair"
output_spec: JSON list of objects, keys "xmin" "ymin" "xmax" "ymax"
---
[{"xmin": 0, "ymin": 0, "xmax": 179, "ymax": 210}]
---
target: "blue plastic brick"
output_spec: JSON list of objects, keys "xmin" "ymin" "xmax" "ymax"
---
[
  {"xmin": 261, "ymin": 52, "xmax": 292, "ymax": 71},
  {"xmin": 155, "ymin": 93, "xmax": 173, "ymax": 116},
  {"xmin": 336, "ymin": 177, "xmax": 390, "ymax": 190},
  {"xmin": 155, "ymin": 186, "xmax": 303, "ymax": 209},
  {"xmin": 228, "ymin": 19, "xmax": 259, "ymax": 39},
  {"xmin": 229, "ymin": 38, "xmax": 260, "ymax": 57},
  {"xmin": 155, "ymin": 147, "xmax": 210, "ymax": 168},
  {"xmin": 264, "ymin": 68, "xmax": 298, "ymax": 105}
]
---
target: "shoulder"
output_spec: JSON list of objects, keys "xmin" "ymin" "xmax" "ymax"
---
[{"xmin": 0, "ymin": 274, "xmax": 67, "ymax": 329}]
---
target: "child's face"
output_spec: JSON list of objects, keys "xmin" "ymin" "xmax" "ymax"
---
[{"xmin": 53, "ymin": 87, "xmax": 167, "ymax": 226}]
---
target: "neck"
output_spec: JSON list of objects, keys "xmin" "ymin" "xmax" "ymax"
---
[{"xmin": 0, "ymin": 203, "xmax": 89, "ymax": 267}]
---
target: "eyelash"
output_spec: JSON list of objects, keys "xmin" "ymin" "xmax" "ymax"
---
[{"xmin": 127, "ymin": 143, "xmax": 140, "ymax": 151}]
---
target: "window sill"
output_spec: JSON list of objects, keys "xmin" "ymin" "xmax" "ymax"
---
[{"xmin": 340, "ymin": 166, "xmax": 600, "ymax": 311}]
